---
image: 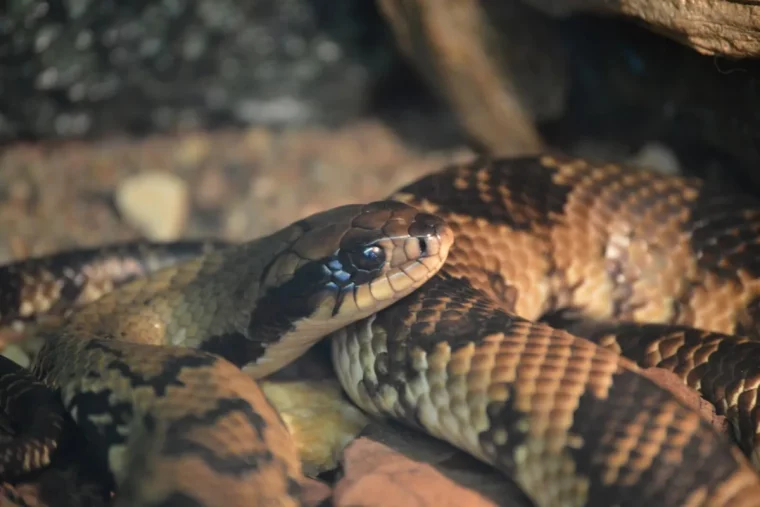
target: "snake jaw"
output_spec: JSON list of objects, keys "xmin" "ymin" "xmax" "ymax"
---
[
  {"xmin": 234, "ymin": 202, "xmax": 453, "ymax": 379},
  {"xmin": 242, "ymin": 214, "xmax": 453, "ymax": 379}
]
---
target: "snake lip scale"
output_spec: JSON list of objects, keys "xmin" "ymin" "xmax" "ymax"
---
[{"xmin": 3, "ymin": 155, "xmax": 760, "ymax": 506}]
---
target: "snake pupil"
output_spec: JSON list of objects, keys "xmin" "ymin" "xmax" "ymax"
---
[{"xmin": 359, "ymin": 245, "xmax": 383, "ymax": 268}]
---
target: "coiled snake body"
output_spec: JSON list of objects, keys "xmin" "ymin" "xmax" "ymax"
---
[{"xmin": 3, "ymin": 154, "xmax": 760, "ymax": 506}]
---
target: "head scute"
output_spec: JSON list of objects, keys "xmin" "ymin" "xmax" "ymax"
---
[{"xmin": 250, "ymin": 200, "xmax": 453, "ymax": 342}]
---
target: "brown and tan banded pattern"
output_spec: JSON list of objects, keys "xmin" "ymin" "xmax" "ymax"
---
[
  {"xmin": 391, "ymin": 154, "xmax": 760, "ymax": 333},
  {"xmin": 321, "ymin": 154, "xmax": 760, "ymax": 506},
  {"xmin": 574, "ymin": 322, "xmax": 760, "ymax": 468},
  {"xmin": 0, "ymin": 241, "xmax": 229, "ymax": 331},
  {"xmin": 333, "ymin": 273, "xmax": 760, "ymax": 506},
  {"xmin": 1, "ymin": 201, "xmax": 453, "ymax": 506},
  {"xmin": 4, "ymin": 155, "xmax": 760, "ymax": 506}
]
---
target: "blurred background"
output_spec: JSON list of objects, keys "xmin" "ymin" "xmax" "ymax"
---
[{"xmin": 1, "ymin": 0, "xmax": 759, "ymax": 260}]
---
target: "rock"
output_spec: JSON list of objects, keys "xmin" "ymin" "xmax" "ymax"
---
[
  {"xmin": 378, "ymin": 0, "xmax": 568, "ymax": 156},
  {"xmin": 0, "ymin": 122, "xmax": 468, "ymax": 252},
  {"xmin": 522, "ymin": 0, "xmax": 760, "ymax": 58},
  {"xmin": 333, "ymin": 437, "xmax": 501, "ymax": 507},
  {"xmin": 115, "ymin": 171, "xmax": 189, "ymax": 241},
  {"xmin": 332, "ymin": 422, "xmax": 532, "ymax": 507}
]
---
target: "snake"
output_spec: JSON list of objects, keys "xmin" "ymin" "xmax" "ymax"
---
[
  {"xmin": 0, "ymin": 201, "xmax": 453, "ymax": 507},
  {"xmin": 2, "ymin": 153, "xmax": 760, "ymax": 506}
]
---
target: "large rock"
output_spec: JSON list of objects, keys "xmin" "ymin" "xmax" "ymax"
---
[{"xmin": 522, "ymin": 0, "xmax": 760, "ymax": 58}]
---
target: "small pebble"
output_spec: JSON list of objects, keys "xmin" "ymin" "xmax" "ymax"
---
[
  {"xmin": 115, "ymin": 171, "xmax": 190, "ymax": 241},
  {"xmin": 629, "ymin": 142, "xmax": 681, "ymax": 175}
]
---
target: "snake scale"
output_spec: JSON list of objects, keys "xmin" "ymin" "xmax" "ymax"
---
[{"xmin": 2, "ymin": 154, "xmax": 760, "ymax": 506}]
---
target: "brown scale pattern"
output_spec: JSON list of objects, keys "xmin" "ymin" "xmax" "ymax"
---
[
  {"xmin": 38, "ymin": 339, "xmax": 304, "ymax": 507},
  {"xmin": 340, "ymin": 154, "xmax": 760, "ymax": 505},
  {"xmin": 333, "ymin": 273, "xmax": 760, "ymax": 506},
  {"xmin": 391, "ymin": 154, "xmax": 760, "ymax": 331},
  {"xmin": 0, "ymin": 241, "xmax": 229, "ymax": 331},
  {"xmin": 5, "ymin": 154, "xmax": 760, "ymax": 506},
  {"xmin": 390, "ymin": 155, "xmax": 760, "ymax": 452},
  {"xmin": 576, "ymin": 323, "xmax": 760, "ymax": 467},
  {"xmin": 0, "ymin": 201, "xmax": 453, "ymax": 506}
]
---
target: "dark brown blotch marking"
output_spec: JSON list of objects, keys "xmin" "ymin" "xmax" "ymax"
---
[
  {"xmin": 160, "ymin": 397, "xmax": 275, "ymax": 476},
  {"xmin": 477, "ymin": 387, "xmax": 531, "ymax": 473},
  {"xmin": 685, "ymin": 189, "xmax": 760, "ymax": 280},
  {"xmin": 566, "ymin": 369, "xmax": 742, "ymax": 506},
  {"xmin": 735, "ymin": 295, "xmax": 760, "ymax": 339},
  {"xmin": 486, "ymin": 272, "xmax": 518, "ymax": 311},
  {"xmin": 66, "ymin": 390, "xmax": 134, "ymax": 474},
  {"xmin": 584, "ymin": 321, "xmax": 760, "ymax": 457},
  {"xmin": 200, "ymin": 331, "xmax": 265, "ymax": 368},
  {"xmin": 103, "ymin": 353, "xmax": 215, "ymax": 397},
  {"xmin": 396, "ymin": 157, "xmax": 576, "ymax": 233},
  {"xmin": 247, "ymin": 258, "xmax": 335, "ymax": 345}
]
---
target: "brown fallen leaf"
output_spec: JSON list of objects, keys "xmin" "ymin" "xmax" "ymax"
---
[
  {"xmin": 333, "ymin": 437, "xmax": 499, "ymax": 507},
  {"xmin": 300, "ymin": 478, "xmax": 332, "ymax": 507},
  {"xmin": 354, "ymin": 423, "xmax": 532, "ymax": 506},
  {"xmin": 332, "ymin": 420, "xmax": 535, "ymax": 507}
]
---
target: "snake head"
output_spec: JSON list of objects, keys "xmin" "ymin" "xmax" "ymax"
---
[{"xmin": 245, "ymin": 200, "xmax": 453, "ymax": 373}]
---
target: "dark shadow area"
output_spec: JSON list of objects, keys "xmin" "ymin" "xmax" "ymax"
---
[{"xmin": 539, "ymin": 14, "xmax": 760, "ymax": 193}]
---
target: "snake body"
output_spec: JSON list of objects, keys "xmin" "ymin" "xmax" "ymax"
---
[
  {"xmin": 1, "ymin": 201, "xmax": 452, "ymax": 506},
  {"xmin": 0, "ymin": 241, "xmax": 228, "ymax": 332},
  {"xmin": 3, "ymin": 154, "xmax": 760, "ymax": 506}
]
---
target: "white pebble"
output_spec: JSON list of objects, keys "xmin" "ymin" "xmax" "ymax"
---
[{"xmin": 116, "ymin": 171, "xmax": 189, "ymax": 241}]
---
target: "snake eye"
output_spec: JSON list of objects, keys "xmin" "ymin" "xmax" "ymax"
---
[{"xmin": 354, "ymin": 245, "xmax": 385, "ymax": 271}]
